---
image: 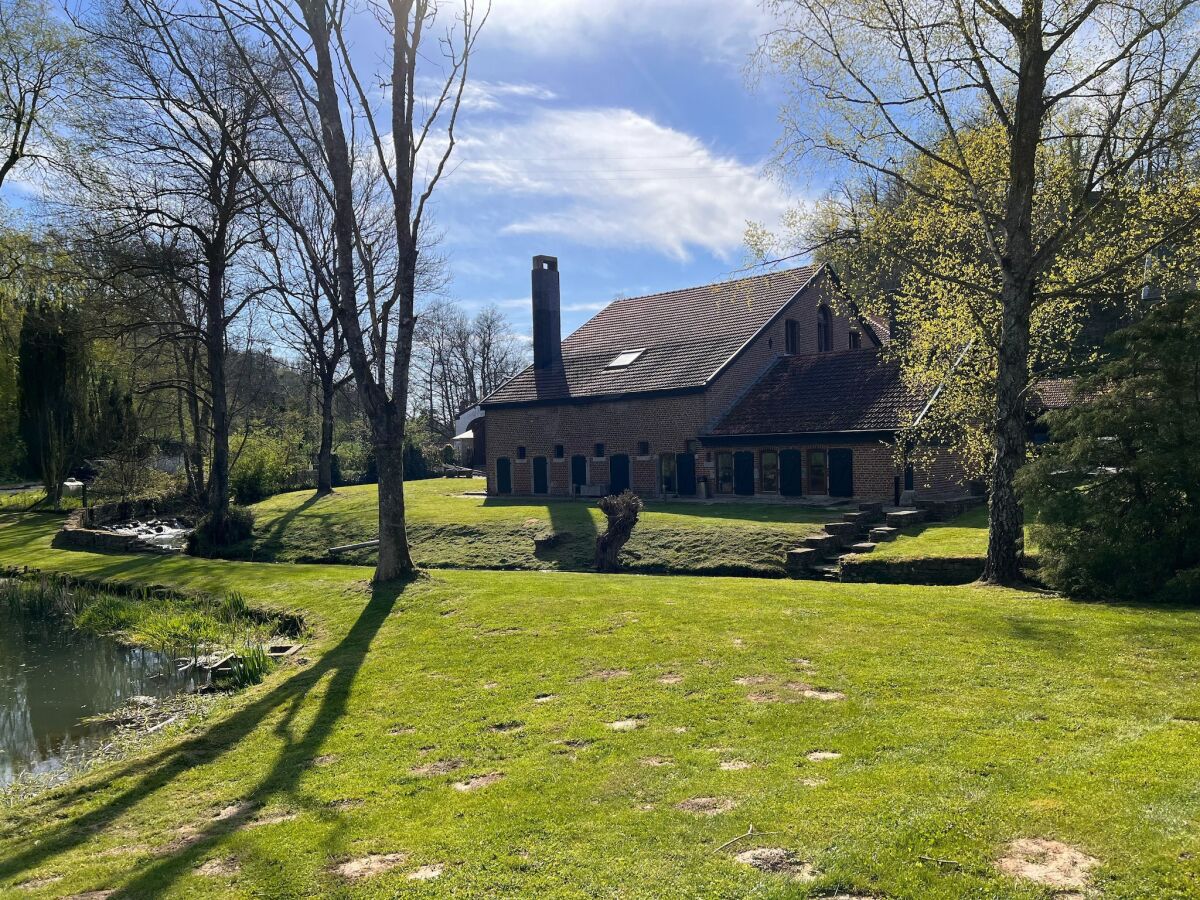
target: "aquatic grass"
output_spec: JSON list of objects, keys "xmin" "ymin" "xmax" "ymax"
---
[
  {"xmin": 227, "ymin": 640, "xmax": 274, "ymax": 688},
  {"xmin": 1, "ymin": 574, "xmax": 292, "ymax": 662}
]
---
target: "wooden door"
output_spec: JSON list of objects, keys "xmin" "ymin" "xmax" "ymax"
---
[
  {"xmin": 829, "ymin": 448, "xmax": 853, "ymax": 497},
  {"xmin": 496, "ymin": 457, "xmax": 512, "ymax": 494},
  {"xmin": 733, "ymin": 450, "xmax": 755, "ymax": 495},
  {"xmin": 676, "ymin": 453, "xmax": 696, "ymax": 496},
  {"xmin": 532, "ymin": 456, "xmax": 548, "ymax": 494},
  {"xmin": 609, "ymin": 454, "xmax": 630, "ymax": 493},
  {"xmin": 779, "ymin": 449, "xmax": 803, "ymax": 496}
]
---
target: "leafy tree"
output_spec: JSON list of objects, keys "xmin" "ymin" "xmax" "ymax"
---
[
  {"xmin": 758, "ymin": 0, "xmax": 1200, "ymax": 584},
  {"xmin": 18, "ymin": 296, "xmax": 89, "ymax": 506},
  {"xmin": 1019, "ymin": 295, "xmax": 1200, "ymax": 600}
]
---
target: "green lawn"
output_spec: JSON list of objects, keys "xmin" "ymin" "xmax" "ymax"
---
[
  {"xmin": 869, "ymin": 506, "xmax": 1036, "ymax": 561},
  {"xmin": 2, "ymin": 511, "xmax": 1200, "ymax": 898},
  {"xmin": 237, "ymin": 478, "xmax": 841, "ymax": 577}
]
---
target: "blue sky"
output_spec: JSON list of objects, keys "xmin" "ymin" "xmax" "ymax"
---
[
  {"xmin": 2, "ymin": 1, "xmax": 816, "ymax": 342},
  {"xmin": 425, "ymin": 0, "xmax": 811, "ymax": 339}
]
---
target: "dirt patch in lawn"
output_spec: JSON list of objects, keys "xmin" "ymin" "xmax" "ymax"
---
[
  {"xmin": 586, "ymin": 669, "xmax": 631, "ymax": 680},
  {"xmin": 806, "ymin": 751, "xmax": 841, "ymax": 761},
  {"xmin": 388, "ymin": 725, "xmax": 416, "ymax": 736},
  {"xmin": 412, "ymin": 758, "xmax": 464, "ymax": 776},
  {"xmin": 733, "ymin": 675, "xmax": 772, "ymax": 686},
  {"xmin": 196, "ymin": 857, "xmax": 240, "ymax": 877},
  {"xmin": 329, "ymin": 798, "xmax": 365, "ymax": 810},
  {"xmin": 408, "ymin": 864, "xmax": 444, "ymax": 881},
  {"xmin": 996, "ymin": 838, "xmax": 1099, "ymax": 890},
  {"xmin": 453, "ymin": 772, "xmax": 505, "ymax": 792},
  {"xmin": 733, "ymin": 847, "xmax": 817, "ymax": 881},
  {"xmin": 534, "ymin": 693, "xmax": 557, "ymax": 702},
  {"xmin": 487, "ymin": 720, "xmax": 524, "ymax": 733},
  {"xmin": 212, "ymin": 801, "xmax": 254, "ymax": 821},
  {"xmin": 608, "ymin": 718, "xmax": 643, "ymax": 731},
  {"xmin": 314, "ymin": 754, "xmax": 338, "ymax": 766},
  {"xmin": 677, "ymin": 796, "xmax": 737, "ymax": 816},
  {"xmin": 332, "ymin": 852, "xmax": 409, "ymax": 879},
  {"xmin": 63, "ymin": 892, "xmax": 115, "ymax": 899},
  {"xmin": 719, "ymin": 760, "xmax": 754, "ymax": 771},
  {"xmin": 247, "ymin": 811, "xmax": 297, "ymax": 828},
  {"xmin": 785, "ymin": 682, "xmax": 846, "ymax": 701},
  {"xmin": 746, "ymin": 692, "xmax": 779, "ymax": 703},
  {"xmin": 640, "ymin": 756, "xmax": 674, "ymax": 767},
  {"xmin": 657, "ymin": 673, "xmax": 683, "ymax": 685},
  {"xmin": 16, "ymin": 875, "xmax": 63, "ymax": 890}
]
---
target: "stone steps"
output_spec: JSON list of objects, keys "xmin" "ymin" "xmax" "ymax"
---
[
  {"xmin": 885, "ymin": 508, "xmax": 927, "ymax": 528},
  {"xmin": 787, "ymin": 502, "xmax": 929, "ymax": 579}
]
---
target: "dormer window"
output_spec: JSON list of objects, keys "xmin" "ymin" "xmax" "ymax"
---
[
  {"xmin": 607, "ymin": 348, "xmax": 645, "ymax": 369},
  {"xmin": 817, "ymin": 306, "xmax": 832, "ymax": 352}
]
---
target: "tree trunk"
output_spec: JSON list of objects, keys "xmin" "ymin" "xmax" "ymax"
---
[
  {"xmin": 316, "ymin": 375, "xmax": 335, "ymax": 496},
  {"xmin": 984, "ymin": 283, "xmax": 1031, "ymax": 584},
  {"xmin": 204, "ymin": 253, "xmax": 230, "ymax": 529},
  {"xmin": 373, "ymin": 428, "xmax": 413, "ymax": 581},
  {"xmin": 594, "ymin": 492, "xmax": 643, "ymax": 572},
  {"xmin": 983, "ymin": 22, "xmax": 1045, "ymax": 587}
]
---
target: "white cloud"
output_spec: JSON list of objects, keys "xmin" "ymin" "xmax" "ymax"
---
[
  {"xmin": 459, "ymin": 80, "xmax": 558, "ymax": 111},
  {"xmin": 484, "ymin": 0, "xmax": 773, "ymax": 63},
  {"xmin": 444, "ymin": 107, "xmax": 790, "ymax": 261}
]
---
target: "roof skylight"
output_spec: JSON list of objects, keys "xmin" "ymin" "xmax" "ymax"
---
[{"xmin": 606, "ymin": 348, "xmax": 646, "ymax": 369}]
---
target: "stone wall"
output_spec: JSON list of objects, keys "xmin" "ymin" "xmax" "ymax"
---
[{"xmin": 53, "ymin": 500, "xmax": 182, "ymax": 555}]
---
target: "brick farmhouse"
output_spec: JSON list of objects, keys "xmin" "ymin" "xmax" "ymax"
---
[{"xmin": 477, "ymin": 256, "xmax": 968, "ymax": 504}]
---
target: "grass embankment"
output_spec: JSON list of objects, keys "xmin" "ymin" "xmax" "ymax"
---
[
  {"xmin": 1, "ymin": 510, "xmax": 1199, "ymax": 897},
  {"xmin": 238, "ymin": 478, "xmax": 840, "ymax": 576},
  {"xmin": 844, "ymin": 507, "xmax": 1038, "ymax": 584}
]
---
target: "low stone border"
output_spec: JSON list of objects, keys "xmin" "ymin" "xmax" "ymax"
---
[
  {"xmin": 52, "ymin": 499, "xmax": 185, "ymax": 556},
  {"xmin": 840, "ymin": 554, "xmax": 1040, "ymax": 585},
  {"xmin": 840, "ymin": 556, "xmax": 985, "ymax": 585}
]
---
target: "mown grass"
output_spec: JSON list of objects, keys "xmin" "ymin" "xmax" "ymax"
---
[
  {"xmin": 236, "ymin": 479, "xmax": 841, "ymax": 577},
  {"xmin": 1, "ymin": 510, "xmax": 1199, "ymax": 898},
  {"xmin": 870, "ymin": 506, "xmax": 1038, "ymax": 561}
]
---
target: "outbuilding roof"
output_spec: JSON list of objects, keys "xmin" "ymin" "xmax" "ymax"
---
[
  {"xmin": 481, "ymin": 265, "xmax": 823, "ymax": 405},
  {"xmin": 708, "ymin": 348, "xmax": 921, "ymax": 437}
]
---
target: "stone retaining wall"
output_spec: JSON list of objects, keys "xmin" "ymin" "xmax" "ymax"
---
[{"xmin": 53, "ymin": 500, "xmax": 182, "ymax": 555}]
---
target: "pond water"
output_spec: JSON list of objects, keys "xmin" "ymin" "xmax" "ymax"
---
[{"xmin": 0, "ymin": 607, "xmax": 194, "ymax": 786}]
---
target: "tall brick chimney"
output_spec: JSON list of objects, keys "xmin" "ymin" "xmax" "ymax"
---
[{"xmin": 531, "ymin": 255, "xmax": 563, "ymax": 371}]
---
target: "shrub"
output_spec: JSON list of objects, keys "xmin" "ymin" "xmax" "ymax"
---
[
  {"xmin": 1020, "ymin": 295, "xmax": 1200, "ymax": 600},
  {"xmin": 187, "ymin": 505, "xmax": 255, "ymax": 556},
  {"xmin": 231, "ymin": 435, "xmax": 295, "ymax": 503}
]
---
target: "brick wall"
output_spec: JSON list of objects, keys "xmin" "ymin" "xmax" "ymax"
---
[{"xmin": 484, "ymin": 268, "xmax": 907, "ymax": 503}]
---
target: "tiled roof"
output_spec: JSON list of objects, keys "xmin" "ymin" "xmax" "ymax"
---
[
  {"xmin": 1029, "ymin": 378, "xmax": 1077, "ymax": 412},
  {"xmin": 709, "ymin": 349, "xmax": 920, "ymax": 436},
  {"xmin": 481, "ymin": 266, "xmax": 821, "ymax": 405}
]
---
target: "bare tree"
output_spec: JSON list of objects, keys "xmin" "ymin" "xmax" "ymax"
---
[
  {"xmin": 256, "ymin": 181, "xmax": 351, "ymax": 496},
  {"xmin": 412, "ymin": 299, "xmax": 527, "ymax": 423},
  {"xmin": 0, "ymin": 0, "xmax": 84, "ymax": 193},
  {"xmin": 215, "ymin": 0, "xmax": 488, "ymax": 580},
  {"xmin": 761, "ymin": 0, "xmax": 1200, "ymax": 584},
  {"xmin": 67, "ymin": 0, "xmax": 281, "ymax": 541}
]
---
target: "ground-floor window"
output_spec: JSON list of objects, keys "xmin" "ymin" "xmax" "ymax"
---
[
  {"xmin": 659, "ymin": 453, "xmax": 677, "ymax": 493},
  {"xmin": 716, "ymin": 451, "xmax": 734, "ymax": 493},
  {"xmin": 807, "ymin": 449, "xmax": 827, "ymax": 494},
  {"xmin": 761, "ymin": 450, "xmax": 779, "ymax": 493}
]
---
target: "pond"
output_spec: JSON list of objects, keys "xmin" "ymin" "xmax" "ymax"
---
[{"xmin": 0, "ymin": 606, "xmax": 195, "ymax": 787}]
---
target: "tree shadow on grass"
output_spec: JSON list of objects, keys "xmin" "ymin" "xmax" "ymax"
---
[{"xmin": 0, "ymin": 576, "xmax": 408, "ymax": 896}]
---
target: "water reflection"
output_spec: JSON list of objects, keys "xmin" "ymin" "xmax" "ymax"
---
[{"xmin": 1, "ymin": 605, "xmax": 193, "ymax": 786}]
